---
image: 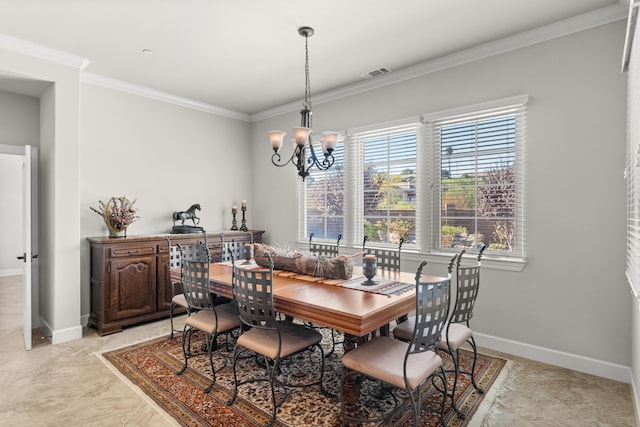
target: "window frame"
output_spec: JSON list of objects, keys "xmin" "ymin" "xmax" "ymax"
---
[
  {"xmin": 422, "ymin": 94, "xmax": 528, "ymax": 264},
  {"xmin": 297, "ymin": 95, "xmax": 529, "ymax": 271}
]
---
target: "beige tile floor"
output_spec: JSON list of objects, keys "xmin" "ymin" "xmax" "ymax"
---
[{"xmin": 0, "ymin": 275, "xmax": 636, "ymax": 426}]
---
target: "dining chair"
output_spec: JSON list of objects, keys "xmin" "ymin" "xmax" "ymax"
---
[
  {"xmin": 166, "ymin": 236, "xmax": 188, "ymax": 339},
  {"xmin": 308, "ymin": 232, "xmax": 342, "ymax": 257},
  {"xmin": 176, "ymin": 255, "xmax": 242, "ymax": 393},
  {"xmin": 227, "ymin": 251, "xmax": 326, "ymax": 426},
  {"xmin": 220, "ymin": 232, "xmax": 246, "ymax": 263},
  {"xmin": 394, "ymin": 246, "xmax": 485, "ymax": 418},
  {"xmin": 166, "ymin": 232, "xmax": 209, "ymax": 339},
  {"xmin": 363, "ymin": 236, "xmax": 406, "ymax": 334},
  {"xmin": 362, "ymin": 235, "xmax": 404, "ymax": 272},
  {"xmin": 307, "ymin": 232, "xmax": 344, "ymax": 356},
  {"xmin": 340, "ymin": 261, "xmax": 451, "ymax": 426}
]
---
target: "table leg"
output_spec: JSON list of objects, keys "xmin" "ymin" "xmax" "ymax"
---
[{"xmin": 342, "ymin": 333, "xmax": 366, "ymax": 425}]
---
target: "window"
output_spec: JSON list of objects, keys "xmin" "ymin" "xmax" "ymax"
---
[
  {"xmin": 299, "ymin": 95, "xmax": 528, "ymax": 264},
  {"xmin": 424, "ymin": 96, "xmax": 527, "ymax": 259},
  {"xmin": 304, "ymin": 142, "xmax": 344, "ymax": 241},
  {"xmin": 357, "ymin": 124, "xmax": 418, "ymax": 246}
]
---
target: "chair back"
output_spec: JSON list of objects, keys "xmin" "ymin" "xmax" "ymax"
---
[
  {"xmin": 177, "ymin": 231, "xmax": 210, "ymax": 262},
  {"xmin": 166, "ymin": 236, "xmax": 182, "ymax": 269},
  {"xmin": 408, "ymin": 261, "xmax": 451, "ymax": 355},
  {"xmin": 309, "ymin": 233, "xmax": 342, "ymax": 257},
  {"xmin": 449, "ymin": 246, "xmax": 484, "ymax": 325},
  {"xmin": 220, "ymin": 233, "xmax": 244, "ymax": 262},
  {"xmin": 181, "ymin": 258, "xmax": 213, "ymax": 310},
  {"xmin": 362, "ymin": 236, "xmax": 404, "ymax": 272},
  {"xmin": 232, "ymin": 252, "xmax": 278, "ymax": 329}
]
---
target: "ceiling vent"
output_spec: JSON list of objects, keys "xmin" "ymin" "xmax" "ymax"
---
[{"xmin": 360, "ymin": 67, "xmax": 391, "ymax": 79}]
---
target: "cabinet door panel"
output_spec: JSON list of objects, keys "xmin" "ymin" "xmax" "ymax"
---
[
  {"xmin": 109, "ymin": 256, "xmax": 156, "ymax": 320},
  {"xmin": 157, "ymin": 253, "xmax": 173, "ymax": 311}
]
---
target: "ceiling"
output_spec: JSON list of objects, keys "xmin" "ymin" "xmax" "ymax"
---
[{"xmin": 0, "ymin": 0, "xmax": 628, "ymax": 118}]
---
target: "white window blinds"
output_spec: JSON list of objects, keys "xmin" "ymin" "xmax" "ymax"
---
[
  {"xmin": 424, "ymin": 97, "xmax": 527, "ymax": 259},
  {"xmin": 353, "ymin": 123, "xmax": 418, "ymax": 247}
]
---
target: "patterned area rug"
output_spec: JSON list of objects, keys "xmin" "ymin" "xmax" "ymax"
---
[{"xmin": 101, "ymin": 330, "xmax": 510, "ymax": 426}]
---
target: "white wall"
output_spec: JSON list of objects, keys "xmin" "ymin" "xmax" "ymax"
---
[
  {"xmin": 0, "ymin": 154, "xmax": 23, "ymax": 275},
  {"xmin": 78, "ymin": 83, "xmax": 253, "ymax": 319},
  {"xmin": 0, "ymin": 92, "xmax": 38, "ymax": 273},
  {"xmin": 0, "ymin": 91, "xmax": 40, "ymax": 275},
  {"xmin": 0, "ymin": 46, "xmax": 83, "ymax": 344},
  {"xmin": 253, "ymin": 22, "xmax": 630, "ymax": 378}
]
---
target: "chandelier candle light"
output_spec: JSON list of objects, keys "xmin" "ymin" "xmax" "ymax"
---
[{"xmin": 268, "ymin": 26, "xmax": 339, "ymax": 180}]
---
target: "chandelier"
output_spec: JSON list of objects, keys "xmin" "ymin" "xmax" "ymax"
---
[{"xmin": 268, "ymin": 26, "xmax": 338, "ymax": 181}]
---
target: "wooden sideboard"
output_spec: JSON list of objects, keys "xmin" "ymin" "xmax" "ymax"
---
[{"xmin": 87, "ymin": 230, "xmax": 264, "ymax": 336}]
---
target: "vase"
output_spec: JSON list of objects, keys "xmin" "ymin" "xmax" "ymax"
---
[
  {"xmin": 107, "ymin": 222, "xmax": 127, "ymax": 238},
  {"xmin": 108, "ymin": 228, "xmax": 126, "ymax": 238}
]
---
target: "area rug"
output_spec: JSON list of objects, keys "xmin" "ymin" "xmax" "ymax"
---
[{"xmin": 100, "ymin": 331, "xmax": 511, "ymax": 426}]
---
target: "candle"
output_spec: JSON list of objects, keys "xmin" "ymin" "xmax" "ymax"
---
[
  {"xmin": 363, "ymin": 254, "xmax": 377, "ymax": 281},
  {"xmin": 232, "ymin": 205, "xmax": 237, "ymax": 214},
  {"xmin": 241, "ymin": 200, "xmax": 246, "ymax": 209}
]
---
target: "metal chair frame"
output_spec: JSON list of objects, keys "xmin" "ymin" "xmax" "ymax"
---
[
  {"xmin": 308, "ymin": 233, "xmax": 344, "ymax": 356},
  {"xmin": 227, "ymin": 252, "xmax": 326, "ymax": 425},
  {"xmin": 340, "ymin": 262, "xmax": 451, "ymax": 427},
  {"xmin": 166, "ymin": 232, "xmax": 209, "ymax": 339},
  {"xmin": 177, "ymin": 255, "xmax": 240, "ymax": 393},
  {"xmin": 308, "ymin": 233, "xmax": 342, "ymax": 257},
  {"xmin": 440, "ymin": 245, "xmax": 486, "ymax": 418},
  {"xmin": 362, "ymin": 235, "xmax": 404, "ymax": 272},
  {"xmin": 220, "ymin": 232, "xmax": 250, "ymax": 263}
]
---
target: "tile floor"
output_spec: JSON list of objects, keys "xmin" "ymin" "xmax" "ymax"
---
[{"xmin": 0, "ymin": 275, "xmax": 636, "ymax": 426}]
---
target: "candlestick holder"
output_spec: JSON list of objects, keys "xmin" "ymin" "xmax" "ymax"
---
[
  {"xmin": 243, "ymin": 243, "xmax": 253, "ymax": 265},
  {"xmin": 231, "ymin": 209, "xmax": 238, "ymax": 230},
  {"xmin": 240, "ymin": 206, "xmax": 248, "ymax": 231},
  {"xmin": 362, "ymin": 255, "xmax": 377, "ymax": 285}
]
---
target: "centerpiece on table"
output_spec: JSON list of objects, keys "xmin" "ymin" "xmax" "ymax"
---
[{"xmin": 90, "ymin": 196, "xmax": 140, "ymax": 237}]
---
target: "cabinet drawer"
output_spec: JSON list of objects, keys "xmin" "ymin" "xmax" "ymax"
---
[{"xmin": 109, "ymin": 245, "xmax": 156, "ymax": 258}]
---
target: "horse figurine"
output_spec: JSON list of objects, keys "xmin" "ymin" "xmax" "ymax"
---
[{"xmin": 172, "ymin": 204, "xmax": 201, "ymax": 227}]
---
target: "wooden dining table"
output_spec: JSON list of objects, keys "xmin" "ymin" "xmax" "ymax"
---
[{"xmin": 170, "ymin": 261, "xmax": 447, "ymax": 422}]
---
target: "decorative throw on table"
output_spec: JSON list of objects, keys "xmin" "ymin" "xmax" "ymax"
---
[
  {"xmin": 253, "ymin": 243, "xmax": 354, "ymax": 279},
  {"xmin": 90, "ymin": 196, "xmax": 139, "ymax": 237},
  {"xmin": 171, "ymin": 203, "xmax": 204, "ymax": 234}
]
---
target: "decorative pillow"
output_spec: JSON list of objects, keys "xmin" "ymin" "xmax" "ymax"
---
[{"xmin": 253, "ymin": 243, "xmax": 353, "ymax": 279}]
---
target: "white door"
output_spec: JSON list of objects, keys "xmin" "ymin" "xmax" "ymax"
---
[{"xmin": 19, "ymin": 145, "xmax": 38, "ymax": 351}]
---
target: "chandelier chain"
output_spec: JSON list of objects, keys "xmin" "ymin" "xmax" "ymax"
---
[{"xmin": 303, "ymin": 34, "xmax": 312, "ymax": 116}]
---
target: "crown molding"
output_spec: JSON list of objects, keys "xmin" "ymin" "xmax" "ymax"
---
[
  {"xmin": 0, "ymin": 32, "xmax": 90, "ymax": 70},
  {"xmin": 252, "ymin": 3, "xmax": 627, "ymax": 123},
  {"xmin": 81, "ymin": 72, "xmax": 252, "ymax": 122}
]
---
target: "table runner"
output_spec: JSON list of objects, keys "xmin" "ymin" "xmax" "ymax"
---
[{"xmin": 216, "ymin": 262, "xmax": 415, "ymax": 296}]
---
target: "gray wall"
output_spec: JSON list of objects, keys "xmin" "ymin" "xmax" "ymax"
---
[
  {"xmin": 253, "ymin": 22, "xmax": 630, "ymax": 375},
  {"xmin": 627, "ymin": 14, "xmax": 640, "ymax": 421},
  {"xmin": 78, "ymin": 83, "xmax": 254, "ymax": 320}
]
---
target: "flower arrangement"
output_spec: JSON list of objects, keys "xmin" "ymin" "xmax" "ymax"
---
[{"xmin": 90, "ymin": 196, "xmax": 140, "ymax": 236}]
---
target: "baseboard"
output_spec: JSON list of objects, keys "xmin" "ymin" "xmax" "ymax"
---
[
  {"xmin": 631, "ymin": 373, "xmax": 640, "ymax": 426},
  {"xmin": 475, "ymin": 332, "xmax": 631, "ymax": 384},
  {"xmin": 0, "ymin": 269, "xmax": 22, "ymax": 277},
  {"xmin": 39, "ymin": 317, "xmax": 83, "ymax": 344},
  {"xmin": 80, "ymin": 314, "xmax": 89, "ymax": 326}
]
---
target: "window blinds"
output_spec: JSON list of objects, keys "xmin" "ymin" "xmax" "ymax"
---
[{"xmin": 424, "ymin": 99, "xmax": 527, "ymax": 259}]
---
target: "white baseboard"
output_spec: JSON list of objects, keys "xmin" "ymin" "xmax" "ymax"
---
[
  {"xmin": 80, "ymin": 314, "xmax": 89, "ymax": 326},
  {"xmin": 630, "ymin": 373, "xmax": 640, "ymax": 426},
  {"xmin": 39, "ymin": 317, "xmax": 83, "ymax": 345},
  {"xmin": 476, "ymin": 332, "xmax": 631, "ymax": 383},
  {"xmin": 0, "ymin": 269, "xmax": 22, "ymax": 277}
]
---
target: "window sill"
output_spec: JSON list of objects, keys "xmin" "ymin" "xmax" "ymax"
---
[
  {"xmin": 403, "ymin": 250, "xmax": 526, "ymax": 272},
  {"xmin": 295, "ymin": 241, "xmax": 526, "ymax": 272}
]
